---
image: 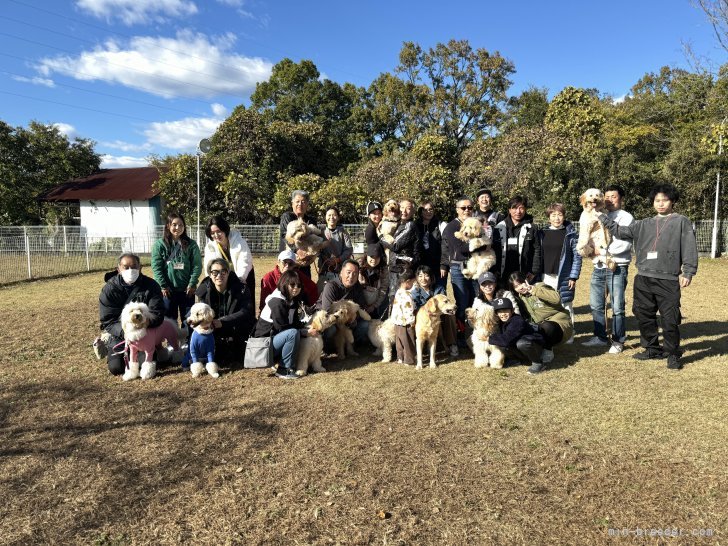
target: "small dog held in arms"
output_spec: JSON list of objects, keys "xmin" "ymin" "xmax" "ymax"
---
[
  {"xmin": 120, "ymin": 302, "xmax": 183, "ymax": 381},
  {"xmin": 187, "ymin": 302, "xmax": 219, "ymax": 378},
  {"xmin": 453, "ymin": 217, "xmax": 497, "ymax": 279},
  {"xmin": 284, "ymin": 219, "xmax": 329, "ymax": 265},
  {"xmin": 368, "ymin": 317, "xmax": 397, "ymax": 362},
  {"xmin": 377, "ymin": 199, "xmax": 401, "ymax": 263},
  {"xmin": 465, "ymin": 304, "xmax": 505, "ymax": 369},
  {"xmin": 295, "ymin": 309, "xmax": 340, "ymax": 376},
  {"xmin": 329, "ymin": 300, "xmax": 372, "ymax": 360},
  {"xmin": 576, "ymin": 188, "xmax": 616, "ymax": 270},
  {"xmin": 415, "ymin": 294, "xmax": 457, "ymax": 370}
]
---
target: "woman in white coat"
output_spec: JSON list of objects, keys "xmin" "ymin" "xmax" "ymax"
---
[{"xmin": 204, "ymin": 215, "xmax": 255, "ymax": 309}]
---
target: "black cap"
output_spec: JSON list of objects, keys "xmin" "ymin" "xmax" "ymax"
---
[
  {"xmin": 476, "ymin": 188, "xmax": 493, "ymax": 199},
  {"xmin": 367, "ymin": 201, "xmax": 383, "ymax": 215},
  {"xmin": 492, "ymin": 298, "xmax": 514, "ymax": 311},
  {"xmin": 366, "ymin": 243, "xmax": 383, "ymax": 257}
]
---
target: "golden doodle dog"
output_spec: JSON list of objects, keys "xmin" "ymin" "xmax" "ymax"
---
[
  {"xmin": 465, "ymin": 304, "xmax": 505, "ymax": 369},
  {"xmin": 415, "ymin": 294, "xmax": 457, "ymax": 370},
  {"xmin": 454, "ymin": 217, "xmax": 497, "ymax": 279},
  {"xmin": 285, "ymin": 219, "xmax": 329, "ymax": 266},
  {"xmin": 368, "ymin": 318, "xmax": 396, "ymax": 362},
  {"xmin": 295, "ymin": 309, "xmax": 340, "ymax": 376},
  {"xmin": 377, "ymin": 199, "xmax": 400, "ymax": 263},
  {"xmin": 329, "ymin": 300, "xmax": 372, "ymax": 360},
  {"xmin": 576, "ymin": 188, "xmax": 616, "ymax": 270}
]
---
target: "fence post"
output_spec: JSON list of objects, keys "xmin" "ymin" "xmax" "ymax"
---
[
  {"xmin": 105, "ymin": 231, "xmax": 108, "ymax": 253},
  {"xmin": 63, "ymin": 225, "xmax": 68, "ymax": 254},
  {"xmin": 85, "ymin": 232, "xmax": 91, "ymax": 271},
  {"xmin": 24, "ymin": 226, "xmax": 32, "ymax": 279}
]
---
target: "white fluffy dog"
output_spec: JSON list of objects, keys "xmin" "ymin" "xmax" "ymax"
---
[
  {"xmin": 120, "ymin": 302, "xmax": 182, "ymax": 381},
  {"xmin": 465, "ymin": 304, "xmax": 505, "ymax": 369},
  {"xmin": 329, "ymin": 300, "xmax": 372, "ymax": 360},
  {"xmin": 415, "ymin": 294, "xmax": 457, "ymax": 370},
  {"xmin": 296, "ymin": 309, "xmax": 339, "ymax": 376},
  {"xmin": 284, "ymin": 219, "xmax": 329, "ymax": 265},
  {"xmin": 368, "ymin": 318, "xmax": 396, "ymax": 362},
  {"xmin": 576, "ymin": 188, "xmax": 615, "ymax": 270},
  {"xmin": 187, "ymin": 302, "xmax": 219, "ymax": 378},
  {"xmin": 454, "ymin": 217, "xmax": 497, "ymax": 279}
]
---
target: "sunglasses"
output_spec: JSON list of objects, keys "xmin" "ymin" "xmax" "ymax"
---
[
  {"xmin": 458, "ymin": 206, "xmax": 474, "ymax": 211},
  {"xmin": 423, "ymin": 207, "xmax": 435, "ymax": 212},
  {"xmin": 210, "ymin": 269, "xmax": 229, "ymax": 277}
]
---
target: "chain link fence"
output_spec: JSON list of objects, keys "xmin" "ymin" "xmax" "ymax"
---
[{"xmin": 0, "ymin": 221, "xmax": 725, "ymax": 285}]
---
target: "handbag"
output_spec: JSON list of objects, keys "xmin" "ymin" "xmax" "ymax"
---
[{"xmin": 243, "ymin": 335, "xmax": 273, "ymax": 369}]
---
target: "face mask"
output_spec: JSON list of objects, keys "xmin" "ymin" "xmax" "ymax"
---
[{"xmin": 120, "ymin": 268, "xmax": 140, "ymax": 284}]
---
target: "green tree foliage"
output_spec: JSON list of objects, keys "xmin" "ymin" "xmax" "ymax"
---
[{"xmin": 0, "ymin": 120, "xmax": 100, "ymax": 225}]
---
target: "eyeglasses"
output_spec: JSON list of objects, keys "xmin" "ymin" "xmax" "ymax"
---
[
  {"xmin": 458, "ymin": 206, "xmax": 473, "ymax": 211},
  {"xmin": 210, "ymin": 269, "xmax": 228, "ymax": 277},
  {"xmin": 423, "ymin": 207, "xmax": 434, "ymax": 212}
]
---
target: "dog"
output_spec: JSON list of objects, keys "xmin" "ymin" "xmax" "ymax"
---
[
  {"xmin": 187, "ymin": 302, "xmax": 219, "ymax": 378},
  {"xmin": 120, "ymin": 302, "xmax": 182, "ymax": 381},
  {"xmin": 368, "ymin": 317, "xmax": 397, "ymax": 362},
  {"xmin": 465, "ymin": 304, "xmax": 505, "ymax": 369},
  {"xmin": 576, "ymin": 188, "xmax": 616, "ymax": 270},
  {"xmin": 295, "ymin": 309, "xmax": 340, "ymax": 375},
  {"xmin": 284, "ymin": 219, "xmax": 329, "ymax": 265},
  {"xmin": 453, "ymin": 217, "xmax": 497, "ymax": 279},
  {"xmin": 329, "ymin": 300, "xmax": 372, "ymax": 360},
  {"xmin": 415, "ymin": 294, "xmax": 457, "ymax": 370},
  {"xmin": 377, "ymin": 199, "xmax": 400, "ymax": 263}
]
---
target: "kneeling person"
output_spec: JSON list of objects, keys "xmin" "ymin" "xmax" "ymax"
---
[{"xmin": 488, "ymin": 298, "xmax": 546, "ymax": 375}]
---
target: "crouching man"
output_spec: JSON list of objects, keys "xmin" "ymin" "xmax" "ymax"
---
[{"xmin": 98, "ymin": 253, "xmax": 165, "ymax": 375}]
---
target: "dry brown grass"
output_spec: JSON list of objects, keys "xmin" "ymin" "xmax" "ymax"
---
[{"xmin": 1, "ymin": 257, "xmax": 727, "ymax": 545}]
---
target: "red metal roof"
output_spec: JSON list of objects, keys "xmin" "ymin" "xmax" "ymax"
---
[{"xmin": 39, "ymin": 167, "xmax": 160, "ymax": 201}]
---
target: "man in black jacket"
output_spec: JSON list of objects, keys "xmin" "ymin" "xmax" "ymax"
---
[
  {"xmin": 98, "ymin": 253, "xmax": 165, "ymax": 376},
  {"xmin": 494, "ymin": 196, "xmax": 540, "ymax": 287}
]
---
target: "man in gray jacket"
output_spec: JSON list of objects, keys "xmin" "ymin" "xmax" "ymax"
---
[{"xmin": 599, "ymin": 183, "xmax": 698, "ymax": 370}]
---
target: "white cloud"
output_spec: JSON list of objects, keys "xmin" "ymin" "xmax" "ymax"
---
[
  {"xmin": 613, "ymin": 94, "xmax": 628, "ymax": 104},
  {"xmin": 216, "ymin": 0, "xmax": 243, "ymax": 6},
  {"xmin": 100, "ymin": 140, "xmax": 153, "ymax": 153},
  {"xmin": 12, "ymin": 75, "xmax": 55, "ymax": 88},
  {"xmin": 36, "ymin": 30, "xmax": 272, "ymax": 99},
  {"xmin": 143, "ymin": 104, "xmax": 225, "ymax": 150},
  {"xmin": 76, "ymin": 0, "xmax": 197, "ymax": 25},
  {"xmin": 53, "ymin": 123, "xmax": 78, "ymax": 139},
  {"xmin": 100, "ymin": 154, "xmax": 151, "ymax": 168}
]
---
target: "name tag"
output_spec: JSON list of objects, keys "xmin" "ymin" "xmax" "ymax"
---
[
  {"xmin": 646, "ymin": 252, "xmax": 658, "ymax": 260},
  {"xmin": 507, "ymin": 237, "xmax": 518, "ymax": 246},
  {"xmin": 173, "ymin": 262, "xmax": 185, "ymax": 270}
]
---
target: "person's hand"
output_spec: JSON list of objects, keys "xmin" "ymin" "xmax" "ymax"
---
[
  {"xmin": 186, "ymin": 287, "xmax": 196, "ymax": 297},
  {"xmin": 308, "ymin": 327, "xmax": 320, "ymax": 337},
  {"xmin": 162, "ymin": 288, "xmax": 171, "ymax": 298},
  {"xmin": 526, "ymin": 272, "xmax": 535, "ymax": 282},
  {"xmin": 213, "ymin": 319, "xmax": 223, "ymax": 329},
  {"xmin": 679, "ymin": 275, "xmax": 691, "ymax": 288},
  {"xmin": 440, "ymin": 268, "xmax": 447, "ymax": 279},
  {"xmin": 567, "ymin": 279, "xmax": 575, "ymax": 290}
]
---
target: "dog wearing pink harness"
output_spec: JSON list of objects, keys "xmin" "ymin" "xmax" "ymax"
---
[{"xmin": 121, "ymin": 302, "xmax": 181, "ymax": 381}]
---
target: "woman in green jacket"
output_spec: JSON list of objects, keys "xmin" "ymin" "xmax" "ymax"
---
[{"xmin": 151, "ymin": 212, "xmax": 203, "ymax": 323}]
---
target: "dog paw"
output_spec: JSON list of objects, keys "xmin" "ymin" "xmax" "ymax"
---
[
  {"xmin": 122, "ymin": 371, "xmax": 138, "ymax": 381},
  {"xmin": 190, "ymin": 362, "xmax": 204, "ymax": 378},
  {"xmin": 140, "ymin": 362, "xmax": 156, "ymax": 380},
  {"xmin": 415, "ymin": 364, "xmax": 423, "ymax": 370},
  {"xmin": 429, "ymin": 362, "xmax": 437, "ymax": 369}
]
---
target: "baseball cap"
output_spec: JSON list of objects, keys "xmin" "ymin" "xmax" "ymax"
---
[
  {"xmin": 366, "ymin": 243, "xmax": 383, "ymax": 257},
  {"xmin": 367, "ymin": 201, "xmax": 383, "ymax": 215},
  {"xmin": 492, "ymin": 298, "xmax": 514, "ymax": 311},
  {"xmin": 478, "ymin": 272, "xmax": 497, "ymax": 285},
  {"xmin": 476, "ymin": 188, "xmax": 493, "ymax": 199},
  {"xmin": 278, "ymin": 250, "xmax": 297, "ymax": 263}
]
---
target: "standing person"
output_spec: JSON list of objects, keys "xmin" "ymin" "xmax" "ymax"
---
[
  {"xmin": 534, "ymin": 203, "xmax": 581, "ymax": 341},
  {"xmin": 364, "ymin": 201, "xmax": 383, "ymax": 247},
  {"xmin": 474, "ymin": 188, "xmax": 505, "ymax": 227},
  {"xmin": 441, "ymin": 197, "xmax": 478, "ymax": 345},
  {"xmin": 380, "ymin": 198, "xmax": 420, "ymax": 310},
  {"xmin": 358, "ymin": 242, "xmax": 389, "ymax": 319},
  {"xmin": 494, "ymin": 196, "xmax": 539, "ymax": 286},
  {"xmin": 279, "ymin": 189, "xmax": 318, "ymax": 278},
  {"xmin": 410, "ymin": 265, "xmax": 458, "ymax": 357},
  {"xmin": 259, "ymin": 250, "xmax": 318, "ymax": 311},
  {"xmin": 583, "ymin": 185, "xmax": 634, "ymax": 354},
  {"xmin": 253, "ymin": 270, "xmax": 318, "ymax": 379},
  {"xmin": 509, "ymin": 271, "xmax": 574, "ymax": 373},
  {"xmin": 317, "ymin": 206, "xmax": 353, "ymax": 292},
  {"xmin": 391, "ymin": 270, "xmax": 417, "ymax": 365},
  {"xmin": 195, "ymin": 258, "xmax": 256, "ymax": 364},
  {"xmin": 204, "ymin": 215, "xmax": 255, "ymax": 308},
  {"xmin": 151, "ymin": 212, "xmax": 202, "ymax": 323},
  {"xmin": 415, "ymin": 200, "xmax": 444, "ymax": 289},
  {"xmin": 599, "ymin": 183, "xmax": 698, "ymax": 370}
]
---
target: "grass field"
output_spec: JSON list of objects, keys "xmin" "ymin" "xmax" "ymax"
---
[{"xmin": 1, "ymin": 257, "xmax": 727, "ymax": 545}]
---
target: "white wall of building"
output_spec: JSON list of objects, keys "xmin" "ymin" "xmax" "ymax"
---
[{"xmin": 81, "ymin": 199, "xmax": 161, "ymax": 252}]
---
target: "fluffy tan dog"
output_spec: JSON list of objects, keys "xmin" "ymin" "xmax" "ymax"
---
[
  {"xmin": 368, "ymin": 318, "xmax": 396, "ymax": 362},
  {"xmin": 329, "ymin": 300, "xmax": 372, "ymax": 360},
  {"xmin": 453, "ymin": 217, "xmax": 497, "ymax": 279},
  {"xmin": 415, "ymin": 294, "xmax": 457, "ymax": 370},
  {"xmin": 377, "ymin": 199, "xmax": 400, "ymax": 263},
  {"xmin": 576, "ymin": 188, "xmax": 615, "ymax": 270},
  {"xmin": 285, "ymin": 219, "xmax": 329, "ymax": 265},
  {"xmin": 465, "ymin": 304, "xmax": 505, "ymax": 369},
  {"xmin": 295, "ymin": 310, "xmax": 339, "ymax": 376},
  {"xmin": 187, "ymin": 302, "xmax": 219, "ymax": 378}
]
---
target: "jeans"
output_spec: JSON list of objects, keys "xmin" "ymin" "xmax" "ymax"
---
[
  {"xmin": 590, "ymin": 264, "xmax": 629, "ymax": 343},
  {"xmin": 449, "ymin": 264, "xmax": 478, "ymax": 324},
  {"xmin": 272, "ymin": 328, "xmax": 300, "ymax": 372}
]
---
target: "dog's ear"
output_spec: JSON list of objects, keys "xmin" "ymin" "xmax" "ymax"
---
[
  {"xmin": 579, "ymin": 193, "xmax": 587, "ymax": 208},
  {"xmin": 140, "ymin": 304, "xmax": 155, "ymax": 325},
  {"xmin": 424, "ymin": 298, "xmax": 437, "ymax": 314}
]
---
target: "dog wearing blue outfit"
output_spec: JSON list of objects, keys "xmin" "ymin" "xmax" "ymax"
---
[{"xmin": 187, "ymin": 302, "xmax": 219, "ymax": 378}]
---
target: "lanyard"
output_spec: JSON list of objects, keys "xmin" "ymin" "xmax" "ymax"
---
[
  {"xmin": 650, "ymin": 214, "xmax": 673, "ymax": 252},
  {"xmin": 216, "ymin": 242, "xmax": 234, "ymax": 272}
]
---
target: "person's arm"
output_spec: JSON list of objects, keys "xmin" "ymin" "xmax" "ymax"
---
[
  {"xmin": 489, "ymin": 316, "xmax": 529, "ymax": 348},
  {"xmin": 99, "ymin": 285, "xmax": 123, "ymax": 338},
  {"xmin": 267, "ymin": 299, "xmax": 296, "ymax": 333},
  {"xmin": 606, "ymin": 211, "xmax": 634, "ymax": 256},
  {"xmin": 599, "ymin": 213, "xmax": 636, "ymax": 241},
  {"xmin": 530, "ymin": 283, "xmax": 563, "ymax": 306},
  {"xmin": 188, "ymin": 240, "xmax": 203, "ymax": 291},
  {"xmin": 259, "ymin": 274, "xmax": 274, "ymax": 311},
  {"xmin": 319, "ymin": 283, "xmax": 337, "ymax": 311},
  {"xmin": 440, "ymin": 225, "xmax": 451, "ymax": 275},
  {"xmin": 340, "ymin": 228, "xmax": 353, "ymax": 262},
  {"xmin": 145, "ymin": 280, "xmax": 166, "ymax": 328},
  {"xmin": 567, "ymin": 234, "xmax": 582, "ymax": 289},
  {"xmin": 150, "ymin": 239, "xmax": 170, "ymax": 291},
  {"xmin": 680, "ymin": 216, "xmax": 699, "ymax": 285},
  {"xmin": 389, "ymin": 221, "xmax": 418, "ymax": 253},
  {"xmin": 231, "ymin": 233, "xmax": 253, "ymax": 282},
  {"xmin": 219, "ymin": 285, "xmax": 255, "ymax": 334}
]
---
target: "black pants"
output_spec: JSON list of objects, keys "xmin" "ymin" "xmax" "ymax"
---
[
  {"xmin": 500, "ymin": 336, "xmax": 544, "ymax": 365},
  {"xmin": 105, "ymin": 334, "xmax": 126, "ymax": 375},
  {"xmin": 632, "ymin": 274, "xmax": 681, "ymax": 356},
  {"xmin": 538, "ymin": 321, "xmax": 564, "ymax": 350}
]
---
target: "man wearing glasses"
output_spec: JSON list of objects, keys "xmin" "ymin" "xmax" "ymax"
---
[
  {"xmin": 440, "ymin": 198, "xmax": 479, "ymax": 346},
  {"xmin": 494, "ymin": 196, "xmax": 540, "ymax": 287},
  {"xmin": 195, "ymin": 258, "xmax": 255, "ymax": 364}
]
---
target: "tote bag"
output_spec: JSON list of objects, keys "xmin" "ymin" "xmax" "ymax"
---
[{"xmin": 244, "ymin": 336, "xmax": 273, "ymax": 369}]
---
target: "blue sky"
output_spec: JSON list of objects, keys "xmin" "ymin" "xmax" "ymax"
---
[{"xmin": 0, "ymin": 0, "xmax": 723, "ymax": 168}]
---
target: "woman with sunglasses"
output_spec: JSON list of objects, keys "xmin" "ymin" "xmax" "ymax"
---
[
  {"xmin": 203, "ymin": 215, "xmax": 256, "ymax": 309},
  {"xmin": 194, "ymin": 258, "xmax": 255, "ymax": 365}
]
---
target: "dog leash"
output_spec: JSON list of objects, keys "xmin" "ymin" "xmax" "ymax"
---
[{"xmin": 112, "ymin": 340, "xmax": 130, "ymax": 368}]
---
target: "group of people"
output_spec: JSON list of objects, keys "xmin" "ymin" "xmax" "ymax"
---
[{"xmin": 97, "ymin": 181, "xmax": 698, "ymax": 379}]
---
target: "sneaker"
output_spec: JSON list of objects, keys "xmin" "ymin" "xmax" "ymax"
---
[
  {"xmin": 608, "ymin": 341, "xmax": 624, "ymax": 354},
  {"xmin": 541, "ymin": 349, "xmax": 554, "ymax": 364},
  {"xmin": 276, "ymin": 369, "xmax": 301, "ymax": 380},
  {"xmin": 582, "ymin": 336, "xmax": 610, "ymax": 347},
  {"xmin": 667, "ymin": 354, "xmax": 683, "ymax": 370},
  {"xmin": 527, "ymin": 361, "xmax": 546, "ymax": 375},
  {"xmin": 449, "ymin": 344, "xmax": 459, "ymax": 357},
  {"xmin": 633, "ymin": 349, "xmax": 666, "ymax": 361}
]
